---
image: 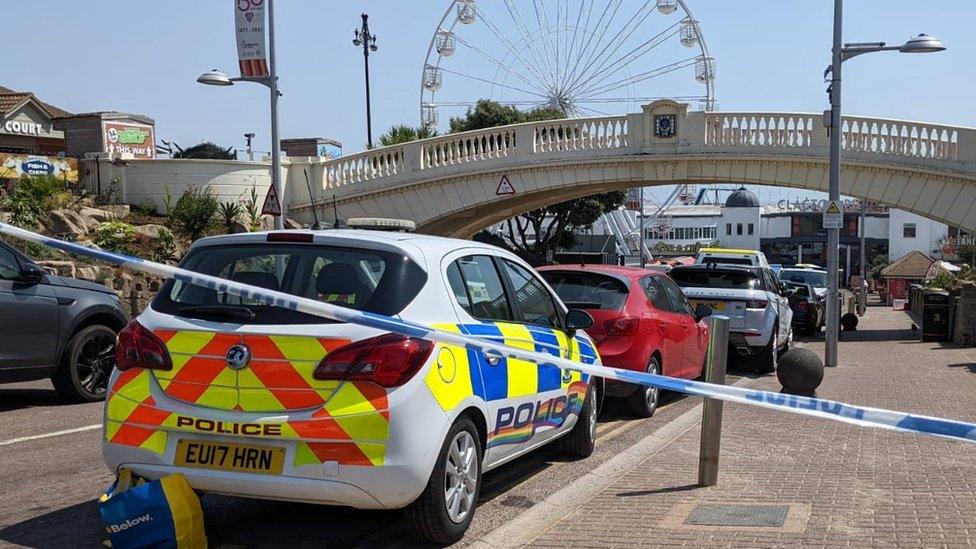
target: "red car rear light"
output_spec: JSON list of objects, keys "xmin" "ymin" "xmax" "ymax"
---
[
  {"xmin": 746, "ymin": 300, "xmax": 768, "ymax": 309},
  {"xmin": 604, "ymin": 316, "xmax": 639, "ymax": 336},
  {"xmin": 796, "ymin": 302, "xmax": 810, "ymax": 310},
  {"xmin": 116, "ymin": 320, "xmax": 172, "ymax": 372},
  {"xmin": 267, "ymin": 232, "xmax": 314, "ymax": 243},
  {"xmin": 313, "ymin": 333, "xmax": 434, "ymax": 387}
]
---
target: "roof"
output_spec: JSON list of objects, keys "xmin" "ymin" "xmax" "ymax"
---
[
  {"xmin": 882, "ymin": 250, "xmax": 934, "ymax": 279},
  {"xmin": 0, "ymin": 87, "xmax": 72, "ymax": 118},
  {"xmin": 725, "ymin": 186, "xmax": 760, "ymax": 208},
  {"xmin": 536, "ymin": 264, "xmax": 665, "ymax": 279}
]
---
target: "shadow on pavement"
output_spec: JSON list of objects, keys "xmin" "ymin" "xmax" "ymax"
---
[
  {"xmin": 0, "ymin": 387, "xmax": 74, "ymax": 412},
  {"xmin": 615, "ymin": 483, "xmax": 700, "ymax": 498},
  {"xmin": 948, "ymin": 363, "xmax": 976, "ymax": 373},
  {"xmin": 0, "ymin": 500, "xmax": 104, "ymax": 549}
]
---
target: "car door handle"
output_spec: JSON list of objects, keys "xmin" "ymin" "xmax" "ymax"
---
[{"xmin": 486, "ymin": 353, "xmax": 502, "ymax": 366}]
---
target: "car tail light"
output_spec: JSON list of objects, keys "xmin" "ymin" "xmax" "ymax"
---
[
  {"xmin": 116, "ymin": 320, "xmax": 172, "ymax": 372},
  {"xmin": 604, "ymin": 316, "xmax": 639, "ymax": 336},
  {"xmin": 313, "ymin": 333, "xmax": 434, "ymax": 387},
  {"xmin": 746, "ymin": 300, "xmax": 768, "ymax": 309},
  {"xmin": 267, "ymin": 232, "xmax": 314, "ymax": 243},
  {"xmin": 796, "ymin": 302, "xmax": 810, "ymax": 310}
]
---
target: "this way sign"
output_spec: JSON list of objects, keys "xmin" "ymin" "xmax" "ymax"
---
[
  {"xmin": 496, "ymin": 175, "xmax": 516, "ymax": 196},
  {"xmin": 823, "ymin": 199, "xmax": 843, "ymax": 229},
  {"xmin": 262, "ymin": 184, "xmax": 282, "ymax": 216}
]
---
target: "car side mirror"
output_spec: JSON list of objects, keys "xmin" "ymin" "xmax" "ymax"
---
[
  {"xmin": 565, "ymin": 309, "xmax": 594, "ymax": 334},
  {"xmin": 781, "ymin": 287, "xmax": 796, "ymax": 297},
  {"xmin": 694, "ymin": 303, "xmax": 713, "ymax": 322},
  {"xmin": 19, "ymin": 262, "xmax": 46, "ymax": 285}
]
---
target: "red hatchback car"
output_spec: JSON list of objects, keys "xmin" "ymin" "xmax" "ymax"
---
[{"xmin": 538, "ymin": 265, "xmax": 710, "ymax": 417}]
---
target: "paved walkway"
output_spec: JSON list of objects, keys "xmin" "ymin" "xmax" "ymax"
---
[{"xmin": 525, "ymin": 306, "xmax": 976, "ymax": 548}]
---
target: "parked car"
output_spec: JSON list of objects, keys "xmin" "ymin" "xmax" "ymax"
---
[
  {"xmin": 695, "ymin": 248, "xmax": 770, "ymax": 268},
  {"xmin": 779, "ymin": 267, "xmax": 828, "ymax": 298},
  {"xmin": 103, "ymin": 230, "xmax": 603, "ymax": 544},
  {"xmin": 669, "ymin": 264, "xmax": 793, "ymax": 374},
  {"xmin": 0, "ymin": 241, "xmax": 127, "ymax": 401},
  {"xmin": 538, "ymin": 265, "xmax": 710, "ymax": 417},
  {"xmin": 782, "ymin": 281, "xmax": 825, "ymax": 336}
]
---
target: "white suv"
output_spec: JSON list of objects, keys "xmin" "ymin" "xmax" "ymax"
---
[
  {"xmin": 669, "ymin": 264, "xmax": 792, "ymax": 373},
  {"xmin": 102, "ymin": 230, "xmax": 601, "ymax": 544}
]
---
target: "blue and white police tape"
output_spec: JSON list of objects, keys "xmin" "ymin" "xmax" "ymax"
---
[{"xmin": 2, "ymin": 221, "xmax": 974, "ymax": 445}]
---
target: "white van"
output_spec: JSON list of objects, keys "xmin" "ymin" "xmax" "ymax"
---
[{"xmin": 695, "ymin": 248, "xmax": 770, "ymax": 268}]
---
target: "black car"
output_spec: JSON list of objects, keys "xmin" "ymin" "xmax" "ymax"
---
[
  {"xmin": 783, "ymin": 280, "xmax": 824, "ymax": 336},
  {"xmin": 0, "ymin": 241, "xmax": 127, "ymax": 401}
]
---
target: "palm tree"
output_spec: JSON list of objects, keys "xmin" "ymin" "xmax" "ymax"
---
[{"xmin": 378, "ymin": 124, "xmax": 438, "ymax": 147}]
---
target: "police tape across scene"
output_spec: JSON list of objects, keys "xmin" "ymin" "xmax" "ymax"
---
[{"xmin": 1, "ymin": 222, "xmax": 974, "ymax": 445}]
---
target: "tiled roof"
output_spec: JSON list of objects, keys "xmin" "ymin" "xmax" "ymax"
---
[
  {"xmin": 882, "ymin": 250, "xmax": 934, "ymax": 279},
  {"xmin": 0, "ymin": 86, "xmax": 73, "ymax": 118}
]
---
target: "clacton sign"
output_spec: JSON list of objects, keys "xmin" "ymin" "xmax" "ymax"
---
[{"xmin": 103, "ymin": 122, "xmax": 156, "ymax": 159}]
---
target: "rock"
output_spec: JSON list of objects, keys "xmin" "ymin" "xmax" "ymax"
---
[
  {"xmin": 0, "ymin": 212, "xmax": 10, "ymax": 224},
  {"xmin": 79, "ymin": 206, "xmax": 127, "ymax": 229},
  {"xmin": 133, "ymin": 224, "xmax": 170, "ymax": 240},
  {"xmin": 76, "ymin": 266, "xmax": 101, "ymax": 281},
  {"xmin": 284, "ymin": 218, "xmax": 304, "ymax": 230},
  {"xmin": 260, "ymin": 216, "xmax": 275, "ymax": 231},
  {"xmin": 229, "ymin": 220, "xmax": 250, "ymax": 234},
  {"xmin": 104, "ymin": 204, "xmax": 130, "ymax": 219},
  {"xmin": 776, "ymin": 348, "xmax": 824, "ymax": 396},
  {"xmin": 36, "ymin": 260, "xmax": 77, "ymax": 278},
  {"xmin": 46, "ymin": 209, "xmax": 88, "ymax": 237}
]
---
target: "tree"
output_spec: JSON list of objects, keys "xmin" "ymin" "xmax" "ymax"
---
[
  {"xmin": 450, "ymin": 100, "xmax": 626, "ymax": 264},
  {"xmin": 870, "ymin": 254, "xmax": 890, "ymax": 281},
  {"xmin": 378, "ymin": 124, "xmax": 437, "ymax": 146},
  {"xmin": 174, "ymin": 142, "xmax": 235, "ymax": 160}
]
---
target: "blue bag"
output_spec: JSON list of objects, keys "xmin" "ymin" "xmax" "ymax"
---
[{"xmin": 98, "ymin": 469, "xmax": 207, "ymax": 549}]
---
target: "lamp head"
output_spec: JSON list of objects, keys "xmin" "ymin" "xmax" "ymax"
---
[
  {"xmin": 197, "ymin": 70, "xmax": 233, "ymax": 86},
  {"xmin": 899, "ymin": 33, "xmax": 946, "ymax": 53}
]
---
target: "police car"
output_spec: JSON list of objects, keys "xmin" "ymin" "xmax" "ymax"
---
[{"xmin": 102, "ymin": 229, "xmax": 601, "ymax": 544}]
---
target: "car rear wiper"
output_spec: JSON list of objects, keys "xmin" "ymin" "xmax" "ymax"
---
[{"xmin": 177, "ymin": 305, "xmax": 256, "ymax": 321}]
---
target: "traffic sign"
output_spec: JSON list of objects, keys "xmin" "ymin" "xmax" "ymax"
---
[
  {"xmin": 262, "ymin": 184, "xmax": 282, "ymax": 216},
  {"xmin": 823, "ymin": 199, "xmax": 843, "ymax": 229},
  {"xmin": 495, "ymin": 175, "xmax": 516, "ymax": 196}
]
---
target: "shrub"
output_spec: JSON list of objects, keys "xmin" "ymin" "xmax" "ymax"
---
[
  {"xmin": 218, "ymin": 201, "xmax": 243, "ymax": 232},
  {"xmin": 93, "ymin": 221, "xmax": 136, "ymax": 253},
  {"xmin": 133, "ymin": 199, "xmax": 157, "ymax": 216},
  {"xmin": 241, "ymin": 185, "xmax": 262, "ymax": 231},
  {"xmin": 169, "ymin": 186, "xmax": 218, "ymax": 241},
  {"xmin": 0, "ymin": 175, "xmax": 67, "ymax": 229}
]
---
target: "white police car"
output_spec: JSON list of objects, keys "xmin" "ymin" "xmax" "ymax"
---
[{"xmin": 102, "ymin": 229, "xmax": 601, "ymax": 544}]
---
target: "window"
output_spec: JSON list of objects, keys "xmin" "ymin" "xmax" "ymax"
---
[
  {"xmin": 748, "ymin": 223, "xmax": 754, "ymax": 235},
  {"xmin": 903, "ymin": 223, "xmax": 917, "ymax": 238},
  {"xmin": 642, "ymin": 276, "xmax": 674, "ymax": 312},
  {"xmin": 542, "ymin": 271, "xmax": 629, "ymax": 310},
  {"xmin": 446, "ymin": 262, "xmax": 472, "ymax": 313},
  {"xmin": 153, "ymin": 243, "xmax": 426, "ymax": 324},
  {"xmin": 0, "ymin": 245, "xmax": 21, "ymax": 281},
  {"xmin": 726, "ymin": 223, "xmax": 732, "ymax": 236},
  {"xmin": 660, "ymin": 276, "xmax": 695, "ymax": 316},
  {"xmin": 736, "ymin": 223, "xmax": 743, "ymax": 236},
  {"xmin": 670, "ymin": 268, "xmax": 761, "ymax": 290},
  {"xmin": 454, "ymin": 255, "xmax": 512, "ymax": 321},
  {"xmin": 501, "ymin": 259, "xmax": 561, "ymax": 327}
]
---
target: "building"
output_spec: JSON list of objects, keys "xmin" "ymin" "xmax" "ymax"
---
[
  {"xmin": 881, "ymin": 250, "xmax": 934, "ymax": 305},
  {"xmin": 0, "ymin": 86, "xmax": 71, "ymax": 155}
]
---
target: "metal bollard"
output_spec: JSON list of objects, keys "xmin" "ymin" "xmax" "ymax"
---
[{"xmin": 698, "ymin": 315, "xmax": 730, "ymax": 487}]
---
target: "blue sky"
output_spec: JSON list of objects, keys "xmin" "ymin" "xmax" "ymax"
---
[{"xmin": 6, "ymin": 1, "xmax": 974, "ymax": 204}]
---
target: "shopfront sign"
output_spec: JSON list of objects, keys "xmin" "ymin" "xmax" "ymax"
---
[
  {"xmin": 2, "ymin": 120, "xmax": 44, "ymax": 135},
  {"xmin": 0, "ymin": 153, "xmax": 78, "ymax": 183},
  {"xmin": 776, "ymin": 197, "xmax": 887, "ymax": 214},
  {"xmin": 235, "ymin": 0, "xmax": 269, "ymax": 77},
  {"xmin": 103, "ymin": 122, "xmax": 156, "ymax": 159},
  {"xmin": 652, "ymin": 241, "xmax": 717, "ymax": 255}
]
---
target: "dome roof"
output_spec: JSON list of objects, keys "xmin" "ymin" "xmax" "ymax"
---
[{"xmin": 725, "ymin": 187, "xmax": 760, "ymax": 208}]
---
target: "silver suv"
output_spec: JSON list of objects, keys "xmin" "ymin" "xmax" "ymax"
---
[{"xmin": 0, "ymin": 241, "xmax": 127, "ymax": 401}]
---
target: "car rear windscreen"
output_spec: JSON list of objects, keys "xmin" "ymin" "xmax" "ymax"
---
[
  {"xmin": 670, "ymin": 269, "xmax": 761, "ymax": 290},
  {"xmin": 152, "ymin": 243, "xmax": 427, "ymax": 324},
  {"xmin": 540, "ymin": 271, "xmax": 629, "ymax": 310},
  {"xmin": 700, "ymin": 257, "xmax": 754, "ymax": 266},
  {"xmin": 779, "ymin": 270, "xmax": 827, "ymax": 287}
]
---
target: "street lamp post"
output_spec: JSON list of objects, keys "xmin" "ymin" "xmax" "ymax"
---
[
  {"xmin": 824, "ymin": 0, "xmax": 945, "ymax": 367},
  {"xmin": 197, "ymin": 0, "xmax": 284, "ymax": 230},
  {"xmin": 353, "ymin": 13, "xmax": 379, "ymax": 149}
]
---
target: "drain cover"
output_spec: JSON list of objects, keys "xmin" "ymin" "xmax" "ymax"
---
[{"xmin": 684, "ymin": 504, "xmax": 789, "ymax": 527}]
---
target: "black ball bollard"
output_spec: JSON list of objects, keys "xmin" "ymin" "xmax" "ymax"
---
[
  {"xmin": 841, "ymin": 313, "xmax": 859, "ymax": 331},
  {"xmin": 777, "ymin": 348, "xmax": 824, "ymax": 397}
]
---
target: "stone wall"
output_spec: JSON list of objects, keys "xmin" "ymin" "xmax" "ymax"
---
[
  {"xmin": 37, "ymin": 260, "xmax": 163, "ymax": 317},
  {"xmin": 952, "ymin": 282, "xmax": 976, "ymax": 346}
]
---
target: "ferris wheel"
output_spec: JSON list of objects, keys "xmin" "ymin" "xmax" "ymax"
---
[{"xmin": 420, "ymin": 0, "xmax": 716, "ymax": 130}]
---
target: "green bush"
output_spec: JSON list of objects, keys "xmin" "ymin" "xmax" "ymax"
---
[
  {"xmin": 218, "ymin": 201, "xmax": 243, "ymax": 232},
  {"xmin": 169, "ymin": 186, "xmax": 218, "ymax": 240},
  {"xmin": 93, "ymin": 221, "xmax": 136, "ymax": 253},
  {"xmin": 0, "ymin": 175, "xmax": 70, "ymax": 229}
]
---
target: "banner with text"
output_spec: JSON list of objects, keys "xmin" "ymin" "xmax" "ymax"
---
[
  {"xmin": 0, "ymin": 153, "xmax": 78, "ymax": 183},
  {"xmin": 235, "ymin": 0, "xmax": 269, "ymax": 77}
]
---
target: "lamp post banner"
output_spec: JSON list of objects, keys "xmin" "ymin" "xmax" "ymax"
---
[
  {"xmin": 235, "ymin": 0, "xmax": 269, "ymax": 77},
  {"xmin": 2, "ymin": 221, "xmax": 974, "ymax": 447}
]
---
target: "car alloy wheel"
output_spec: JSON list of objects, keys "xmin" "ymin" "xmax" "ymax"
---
[
  {"xmin": 588, "ymin": 386, "xmax": 598, "ymax": 441},
  {"xmin": 444, "ymin": 431, "xmax": 478, "ymax": 524},
  {"xmin": 77, "ymin": 331, "xmax": 116, "ymax": 396},
  {"xmin": 643, "ymin": 360, "xmax": 660, "ymax": 411}
]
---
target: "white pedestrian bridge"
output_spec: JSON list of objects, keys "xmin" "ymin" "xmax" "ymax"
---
[{"xmin": 286, "ymin": 100, "xmax": 976, "ymax": 236}]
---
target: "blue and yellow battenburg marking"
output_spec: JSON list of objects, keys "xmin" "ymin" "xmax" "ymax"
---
[{"xmin": 3, "ymin": 221, "xmax": 975, "ymax": 447}]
